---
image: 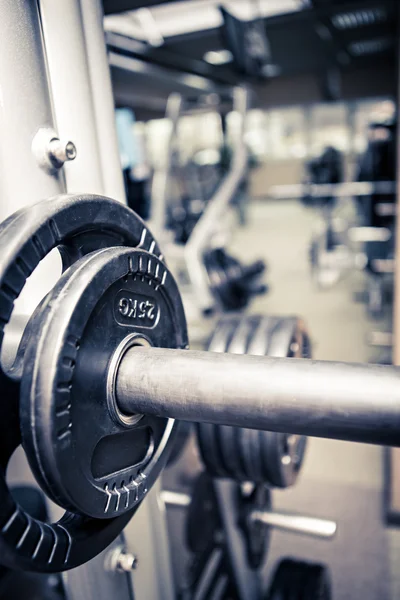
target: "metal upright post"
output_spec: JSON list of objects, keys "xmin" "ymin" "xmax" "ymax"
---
[
  {"xmin": 80, "ymin": 0, "xmax": 126, "ymax": 202},
  {"xmin": 38, "ymin": 0, "xmax": 105, "ymax": 194},
  {"xmin": 185, "ymin": 86, "xmax": 249, "ymax": 313},
  {"xmin": 394, "ymin": 28, "xmax": 400, "ymax": 396},
  {"xmin": 0, "ymin": 0, "xmax": 65, "ymax": 218},
  {"xmin": 150, "ymin": 92, "xmax": 183, "ymax": 239},
  {"xmin": 387, "ymin": 15, "xmax": 400, "ymax": 526}
]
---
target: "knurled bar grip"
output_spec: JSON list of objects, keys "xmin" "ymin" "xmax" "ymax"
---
[{"xmin": 116, "ymin": 347, "xmax": 400, "ymax": 447}]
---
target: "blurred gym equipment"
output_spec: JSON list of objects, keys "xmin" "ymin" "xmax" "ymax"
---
[{"xmin": 149, "ymin": 86, "xmax": 268, "ymax": 320}]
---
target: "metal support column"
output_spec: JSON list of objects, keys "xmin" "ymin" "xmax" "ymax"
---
[
  {"xmin": 185, "ymin": 86, "xmax": 249, "ymax": 313},
  {"xmin": 387, "ymin": 8, "xmax": 400, "ymax": 528},
  {"xmin": 150, "ymin": 92, "xmax": 183, "ymax": 239},
  {"xmin": 80, "ymin": 0, "xmax": 126, "ymax": 202},
  {"xmin": 38, "ymin": 0, "xmax": 104, "ymax": 194},
  {"xmin": 0, "ymin": 0, "xmax": 65, "ymax": 219}
]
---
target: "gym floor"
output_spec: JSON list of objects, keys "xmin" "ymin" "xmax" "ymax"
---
[{"xmin": 229, "ymin": 198, "xmax": 398, "ymax": 599}]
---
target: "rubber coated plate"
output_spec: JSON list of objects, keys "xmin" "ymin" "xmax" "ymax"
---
[
  {"xmin": 237, "ymin": 427, "xmax": 259, "ymax": 482},
  {"xmin": 207, "ymin": 316, "xmax": 237, "ymax": 353},
  {"xmin": 204, "ymin": 315, "xmax": 261, "ymax": 481},
  {"xmin": 248, "ymin": 429, "xmax": 265, "ymax": 483},
  {"xmin": 267, "ymin": 318, "xmax": 297, "ymax": 358},
  {"xmin": 197, "ymin": 423, "xmax": 230, "ymax": 478},
  {"xmin": 199, "ymin": 315, "xmax": 310, "ymax": 488},
  {"xmin": 200, "ymin": 315, "xmax": 248, "ymax": 479},
  {"xmin": 266, "ymin": 558, "xmax": 331, "ymax": 600},
  {"xmin": 0, "ymin": 195, "xmax": 163, "ymax": 572},
  {"xmin": 227, "ymin": 317, "xmax": 264, "ymax": 482},
  {"xmin": 21, "ymin": 247, "xmax": 188, "ymax": 520},
  {"xmin": 247, "ymin": 316, "xmax": 276, "ymax": 356},
  {"xmin": 185, "ymin": 472, "xmax": 220, "ymax": 555},
  {"xmin": 217, "ymin": 425, "xmax": 247, "ymax": 481},
  {"xmin": 260, "ymin": 432, "xmax": 293, "ymax": 488},
  {"xmin": 225, "ymin": 317, "xmax": 257, "ymax": 480},
  {"xmin": 225, "ymin": 315, "xmax": 256, "ymax": 355},
  {"xmin": 197, "ymin": 317, "xmax": 239, "ymax": 478},
  {"xmin": 259, "ymin": 317, "xmax": 308, "ymax": 487}
]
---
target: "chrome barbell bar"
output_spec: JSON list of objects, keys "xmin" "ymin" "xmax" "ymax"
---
[{"xmin": 115, "ymin": 347, "xmax": 400, "ymax": 447}]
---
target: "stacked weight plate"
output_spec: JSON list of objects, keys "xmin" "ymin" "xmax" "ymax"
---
[
  {"xmin": 197, "ymin": 314, "xmax": 311, "ymax": 488},
  {"xmin": 266, "ymin": 558, "xmax": 331, "ymax": 600}
]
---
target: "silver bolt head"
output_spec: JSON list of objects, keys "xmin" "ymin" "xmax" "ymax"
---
[
  {"xmin": 48, "ymin": 138, "xmax": 77, "ymax": 167},
  {"xmin": 64, "ymin": 141, "xmax": 77, "ymax": 161},
  {"xmin": 116, "ymin": 552, "xmax": 138, "ymax": 573},
  {"xmin": 105, "ymin": 546, "xmax": 138, "ymax": 573}
]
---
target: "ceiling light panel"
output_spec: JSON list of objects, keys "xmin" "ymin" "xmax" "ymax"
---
[{"xmin": 105, "ymin": 0, "xmax": 306, "ymax": 41}]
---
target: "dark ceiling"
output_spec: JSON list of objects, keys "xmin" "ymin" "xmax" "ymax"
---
[
  {"xmin": 105, "ymin": 0, "xmax": 399, "ymax": 118},
  {"xmin": 103, "ymin": 0, "xmax": 184, "ymax": 14}
]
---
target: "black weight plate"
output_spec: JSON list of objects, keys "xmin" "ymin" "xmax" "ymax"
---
[
  {"xmin": 225, "ymin": 317, "xmax": 258, "ymax": 482},
  {"xmin": 207, "ymin": 315, "xmax": 238, "ymax": 353},
  {"xmin": 185, "ymin": 472, "xmax": 220, "ymax": 555},
  {"xmin": 196, "ymin": 423, "xmax": 216, "ymax": 475},
  {"xmin": 206, "ymin": 313, "xmax": 245, "ymax": 479},
  {"xmin": 226, "ymin": 315, "xmax": 258, "ymax": 355},
  {"xmin": 198, "ymin": 316, "xmax": 240, "ymax": 478},
  {"xmin": 217, "ymin": 426, "xmax": 247, "ymax": 480},
  {"xmin": 263, "ymin": 318, "xmax": 308, "ymax": 487},
  {"xmin": 200, "ymin": 316, "xmax": 265, "ymax": 482},
  {"xmin": 247, "ymin": 429, "xmax": 265, "ymax": 483},
  {"xmin": 302, "ymin": 564, "xmax": 332, "ymax": 600},
  {"xmin": 266, "ymin": 558, "xmax": 331, "ymax": 600},
  {"xmin": 200, "ymin": 315, "xmax": 310, "ymax": 487},
  {"xmin": 210, "ymin": 315, "xmax": 253, "ymax": 480},
  {"xmin": 226, "ymin": 316, "xmax": 260, "ymax": 481},
  {"xmin": 260, "ymin": 432, "xmax": 286, "ymax": 488},
  {"xmin": 300, "ymin": 327, "xmax": 312, "ymax": 359},
  {"xmin": 21, "ymin": 247, "xmax": 188, "ymax": 520},
  {"xmin": 238, "ymin": 485, "xmax": 271, "ymax": 571},
  {"xmin": 229, "ymin": 317, "xmax": 266, "ymax": 482},
  {"xmin": 260, "ymin": 431, "xmax": 306, "ymax": 488},
  {"xmin": 247, "ymin": 316, "xmax": 277, "ymax": 356},
  {"xmin": 0, "ymin": 195, "xmax": 163, "ymax": 572},
  {"xmin": 197, "ymin": 423, "xmax": 230, "ymax": 478},
  {"xmin": 267, "ymin": 318, "xmax": 297, "ymax": 358},
  {"xmin": 237, "ymin": 427, "xmax": 258, "ymax": 482}
]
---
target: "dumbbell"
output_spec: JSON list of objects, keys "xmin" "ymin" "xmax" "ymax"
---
[
  {"xmin": 204, "ymin": 248, "xmax": 267, "ymax": 311},
  {"xmin": 1, "ymin": 194, "xmax": 400, "ymax": 575}
]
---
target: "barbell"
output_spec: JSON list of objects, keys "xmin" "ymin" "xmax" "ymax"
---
[{"xmin": 1, "ymin": 194, "xmax": 399, "ymax": 573}]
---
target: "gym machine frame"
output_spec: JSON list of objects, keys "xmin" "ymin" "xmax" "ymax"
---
[{"xmin": 150, "ymin": 86, "xmax": 250, "ymax": 316}]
